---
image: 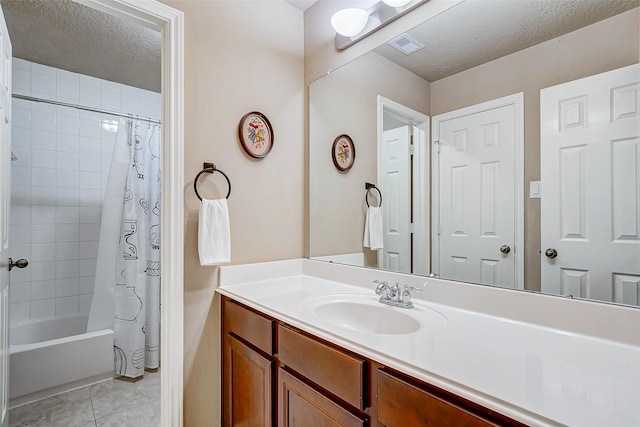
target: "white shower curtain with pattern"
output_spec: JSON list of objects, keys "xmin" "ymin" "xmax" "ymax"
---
[{"xmin": 113, "ymin": 119, "xmax": 161, "ymax": 378}]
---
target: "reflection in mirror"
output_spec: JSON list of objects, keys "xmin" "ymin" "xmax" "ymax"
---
[{"xmin": 309, "ymin": 0, "xmax": 640, "ymax": 308}]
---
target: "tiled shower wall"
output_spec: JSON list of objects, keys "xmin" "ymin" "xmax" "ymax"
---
[{"xmin": 9, "ymin": 58, "xmax": 161, "ymax": 324}]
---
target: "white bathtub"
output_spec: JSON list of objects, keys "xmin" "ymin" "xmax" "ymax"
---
[{"xmin": 9, "ymin": 313, "xmax": 113, "ymax": 407}]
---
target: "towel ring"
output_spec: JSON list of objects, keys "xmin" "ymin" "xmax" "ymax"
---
[
  {"xmin": 365, "ymin": 183, "xmax": 382, "ymax": 208},
  {"xmin": 194, "ymin": 162, "xmax": 231, "ymax": 201}
]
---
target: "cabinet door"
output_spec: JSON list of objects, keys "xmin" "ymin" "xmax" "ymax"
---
[
  {"xmin": 223, "ymin": 334, "xmax": 273, "ymax": 427},
  {"xmin": 278, "ymin": 368, "xmax": 365, "ymax": 427}
]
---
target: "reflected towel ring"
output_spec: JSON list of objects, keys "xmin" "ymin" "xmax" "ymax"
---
[
  {"xmin": 194, "ymin": 162, "xmax": 231, "ymax": 201},
  {"xmin": 365, "ymin": 182, "xmax": 382, "ymax": 207}
]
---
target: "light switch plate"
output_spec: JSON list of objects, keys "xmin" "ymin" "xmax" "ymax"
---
[{"xmin": 530, "ymin": 181, "xmax": 541, "ymax": 199}]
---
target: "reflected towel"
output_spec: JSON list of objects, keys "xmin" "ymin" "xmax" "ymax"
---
[
  {"xmin": 363, "ymin": 206, "xmax": 383, "ymax": 250},
  {"xmin": 198, "ymin": 198, "xmax": 231, "ymax": 266}
]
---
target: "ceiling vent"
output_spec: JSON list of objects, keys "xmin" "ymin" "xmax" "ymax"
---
[{"xmin": 388, "ymin": 33, "xmax": 424, "ymax": 55}]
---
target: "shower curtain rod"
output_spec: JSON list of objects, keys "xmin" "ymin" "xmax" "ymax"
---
[{"xmin": 12, "ymin": 93, "xmax": 161, "ymax": 125}]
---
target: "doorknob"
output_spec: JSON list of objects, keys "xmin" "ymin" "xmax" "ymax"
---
[
  {"xmin": 499, "ymin": 245, "xmax": 511, "ymax": 254},
  {"xmin": 8, "ymin": 258, "xmax": 28, "ymax": 271},
  {"xmin": 544, "ymin": 248, "xmax": 558, "ymax": 259}
]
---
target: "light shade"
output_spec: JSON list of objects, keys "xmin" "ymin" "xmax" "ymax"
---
[
  {"xmin": 382, "ymin": 0, "xmax": 412, "ymax": 7},
  {"xmin": 331, "ymin": 8, "xmax": 369, "ymax": 37}
]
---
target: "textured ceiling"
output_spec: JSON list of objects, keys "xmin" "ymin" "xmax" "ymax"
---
[
  {"xmin": 1, "ymin": 0, "xmax": 161, "ymax": 92},
  {"xmin": 374, "ymin": 0, "xmax": 639, "ymax": 83}
]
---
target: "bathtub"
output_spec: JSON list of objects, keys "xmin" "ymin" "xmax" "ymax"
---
[{"xmin": 9, "ymin": 313, "xmax": 113, "ymax": 407}]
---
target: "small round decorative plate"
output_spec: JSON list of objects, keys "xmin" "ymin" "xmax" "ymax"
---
[
  {"xmin": 238, "ymin": 111, "xmax": 274, "ymax": 158},
  {"xmin": 332, "ymin": 134, "xmax": 355, "ymax": 172}
]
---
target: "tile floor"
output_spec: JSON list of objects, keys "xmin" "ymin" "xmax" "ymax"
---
[{"xmin": 9, "ymin": 369, "xmax": 160, "ymax": 427}]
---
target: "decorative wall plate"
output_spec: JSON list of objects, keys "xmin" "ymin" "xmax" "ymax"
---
[
  {"xmin": 238, "ymin": 111, "xmax": 274, "ymax": 158},
  {"xmin": 332, "ymin": 134, "xmax": 355, "ymax": 172}
]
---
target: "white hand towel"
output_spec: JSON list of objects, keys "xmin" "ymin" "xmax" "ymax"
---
[
  {"xmin": 363, "ymin": 206, "xmax": 384, "ymax": 250},
  {"xmin": 198, "ymin": 198, "xmax": 231, "ymax": 266}
]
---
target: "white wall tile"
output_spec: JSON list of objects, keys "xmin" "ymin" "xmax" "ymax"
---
[
  {"xmin": 57, "ymin": 134, "xmax": 80, "ymax": 153},
  {"xmin": 79, "ymin": 118, "xmax": 101, "ymax": 138},
  {"xmin": 9, "ymin": 243, "xmax": 30, "ymax": 259},
  {"xmin": 13, "ymin": 68, "xmax": 31, "ymax": 94},
  {"xmin": 79, "ymin": 136, "xmax": 101, "ymax": 154},
  {"xmin": 31, "ymin": 280, "xmax": 56, "ymax": 300},
  {"xmin": 31, "ymin": 129, "xmax": 56, "ymax": 150},
  {"xmin": 31, "ymin": 72, "xmax": 57, "ymax": 97},
  {"xmin": 9, "ymin": 282, "xmax": 30, "ymax": 303},
  {"xmin": 31, "ymin": 62, "xmax": 56, "ymax": 76},
  {"xmin": 30, "ymin": 261, "xmax": 56, "ymax": 282},
  {"xmin": 79, "ymin": 189, "xmax": 101, "ymax": 206},
  {"xmin": 55, "ymin": 242, "xmax": 79, "ymax": 261},
  {"xmin": 31, "ymin": 149, "xmax": 56, "ymax": 168},
  {"xmin": 30, "ymin": 101, "xmax": 56, "ymax": 114},
  {"xmin": 12, "ymin": 127, "xmax": 31, "ymax": 147},
  {"xmin": 101, "ymin": 83, "xmax": 121, "ymax": 110},
  {"xmin": 56, "ymin": 170, "xmax": 79, "ymax": 189},
  {"xmin": 9, "ymin": 264, "xmax": 30, "ymax": 284},
  {"xmin": 78, "ymin": 259, "xmax": 96, "ymax": 277},
  {"xmin": 12, "ymin": 185, "xmax": 31, "ymax": 205},
  {"xmin": 31, "ymin": 110, "xmax": 57, "ymax": 132},
  {"xmin": 56, "ymin": 114, "xmax": 79, "ymax": 135},
  {"xmin": 11, "ymin": 145, "xmax": 31, "ymax": 167},
  {"xmin": 31, "ymin": 224, "xmax": 56, "ymax": 243},
  {"xmin": 79, "ymin": 153, "xmax": 101, "ymax": 172},
  {"xmin": 78, "ymin": 276, "xmax": 95, "ymax": 294},
  {"xmin": 10, "ymin": 302, "xmax": 31, "ymax": 324},
  {"xmin": 56, "ymin": 224, "xmax": 79, "ymax": 242},
  {"xmin": 56, "ymin": 260, "xmax": 79, "ymax": 279},
  {"xmin": 10, "ymin": 224, "xmax": 30, "ymax": 244},
  {"xmin": 12, "ymin": 108, "xmax": 31, "ymax": 129},
  {"xmin": 31, "ymin": 242, "xmax": 56, "ymax": 262},
  {"xmin": 79, "ymin": 241, "xmax": 99, "ymax": 259},
  {"xmin": 31, "ymin": 206, "xmax": 56, "ymax": 224},
  {"xmin": 56, "ymin": 105, "xmax": 79, "ymax": 118},
  {"xmin": 79, "ymin": 293, "xmax": 93, "ymax": 312},
  {"xmin": 31, "ymin": 298, "xmax": 55, "ymax": 319},
  {"xmin": 79, "ymin": 83, "xmax": 100, "ymax": 107},
  {"xmin": 56, "ymin": 296, "xmax": 79, "ymax": 316},
  {"xmin": 57, "ymin": 151, "xmax": 80, "ymax": 171},
  {"xmin": 13, "ymin": 58, "xmax": 31, "ymax": 71},
  {"xmin": 57, "ymin": 78, "xmax": 80, "ymax": 103},
  {"xmin": 79, "ymin": 172, "xmax": 101, "ymax": 189},
  {"xmin": 11, "ymin": 166, "xmax": 30, "ymax": 186},
  {"xmin": 31, "ymin": 167, "xmax": 56, "ymax": 187},
  {"xmin": 56, "ymin": 188, "xmax": 79, "ymax": 206},
  {"xmin": 56, "ymin": 278, "xmax": 79, "ymax": 297},
  {"xmin": 56, "ymin": 67, "xmax": 80, "ymax": 82},
  {"xmin": 79, "ymin": 74, "xmax": 102, "ymax": 87},
  {"xmin": 56, "ymin": 206, "xmax": 80, "ymax": 224},
  {"xmin": 79, "ymin": 207, "xmax": 101, "ymax": 224},
  {"xmin": 79, "ymin": 224, "xmax": 100, "ymax": 242}
]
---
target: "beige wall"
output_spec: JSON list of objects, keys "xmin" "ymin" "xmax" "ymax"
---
[
  {"xmin": 160, "ymin": 1, "xmax": 304, "ymax": 425},
  {"xmin": 309, "ymin": 52, "xmax": 429, "ymax": 266},
  {"xmin": 430, "ymin": 8, "xmax": 639, "ymax": 291}
]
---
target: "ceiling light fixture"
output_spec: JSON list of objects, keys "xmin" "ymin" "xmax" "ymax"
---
[
  {"xmin": 331, "ymin": 8, "xmax": 369, "ymax": 38},
  {"xmin": 333, "ymin": 0, "xmax": 428, "ymax": 50}
]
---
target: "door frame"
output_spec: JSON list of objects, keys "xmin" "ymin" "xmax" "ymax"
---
[
  {"xmin": 432, "ymin": 93, "xmax": 524, "ymax": 289},
  {"xmin": 376, "ymin": 96, "xmax": 430, "ymax": 275},
  {"xmin": 75, "ymin": 1, "xmax": 184, "ymax": 425}
]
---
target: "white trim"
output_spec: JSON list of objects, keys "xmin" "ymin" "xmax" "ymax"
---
[
  {"xmin": 376, "ymin": 96, "xmax": 430, "ymax": 275},
  {"xmin": 72, "ymin": 1, "xmax": 184, "ymax": 425},
  {"xmin": 431, "ymin": 93, "xmax": 524, "ymax": 290}
]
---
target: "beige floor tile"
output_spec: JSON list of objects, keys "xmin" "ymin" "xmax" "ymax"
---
[
  {"xmin": 9, "ymin": 388, "xmax": 95, "ymax": 427},
  {"xmin": 95, "ymin": 399, "xmax": 160, "ymax": 427},
  {"xmin": 89, "ymin": 370, "xmax": 160, "ymax": 420}
]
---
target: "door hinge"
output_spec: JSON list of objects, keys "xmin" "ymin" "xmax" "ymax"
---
[
  {"xmin": 434, "ymin": 140, "xmax": 441, "ymax": 153},
  {"xmin": 437, "ymin": 224, "xmax": 441, "ymax": 235},
  {"xmin": 409, "ymin": 144, "xmax": 415, "ymax": 155},
  {"xmin": 409, "ymin": 223, "xmax": 415, "ymax": 233}
]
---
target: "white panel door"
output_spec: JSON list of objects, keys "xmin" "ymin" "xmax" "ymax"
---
[
  {"xmin": 435, "ymin": 104, "xmax": 517, "ymax": 288},
  {"xmin": 541, "ymin": 64, "xmax": 640, "ymax": 305},
  {"xmin": 381, "ymin": 126, "xmax": 411, "ymax": 273},
  {"xmin": 0, "ymin": 4, "xmax": 10, "ymax": 426}
]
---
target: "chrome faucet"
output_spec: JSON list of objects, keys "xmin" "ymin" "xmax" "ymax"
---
[{"xmin": 374, "ymin": 280, "xmax": 422, "ymax": 309}]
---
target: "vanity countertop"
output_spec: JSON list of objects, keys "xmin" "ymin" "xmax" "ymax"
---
[{"xmin": 217, "ymin": 259, "xmax": 640, "ymax": 427}]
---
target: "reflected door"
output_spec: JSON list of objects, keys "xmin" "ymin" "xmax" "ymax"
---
[
  {"xmin": 381, "ymin": 126, "xmax": 411, "ymax": 273},
  {"xmin": 0, "ymin": 4, "xmax": 11, "ymax": 425},
  {"xmin": 540, "ymin": 64, "xmax": 640, "ymax": 305},
  {"xmin": 434, "ymin": 100, "xmax": 518, "ymax": 288}
]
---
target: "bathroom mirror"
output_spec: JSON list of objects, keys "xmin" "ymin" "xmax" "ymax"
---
[{"xmin": 309, "ymin": 0, "xmax": 640, "ymax": 307}]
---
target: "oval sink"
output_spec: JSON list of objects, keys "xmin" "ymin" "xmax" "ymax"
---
[{"xmin": 303, "ymin": 294, "xmax": 424, "ymax": 335}]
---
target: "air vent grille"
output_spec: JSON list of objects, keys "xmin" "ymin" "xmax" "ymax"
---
[{"xmin": 388, "ymin": 33, "xmax": 424, "ymax": 55}]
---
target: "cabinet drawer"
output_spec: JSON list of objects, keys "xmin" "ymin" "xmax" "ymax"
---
[
  {"xmin": 279, "ymin": 368, "xmax": 366, "ymax": 427},
  {"xmin": 377, "ymin": 370, "xmax": 500, "ymax": 427},
  {"xmin": 223, "ymin": 298, "xmax": 274, "ymax": 355},
  {"xmin": 278, "ymin": 325, "xmax": 366, "ymax": 410}
]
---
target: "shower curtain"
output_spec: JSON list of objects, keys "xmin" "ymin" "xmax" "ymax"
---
[{"xmin": 88, "ymin": 118, "xmax": 161, "ymax": 378}]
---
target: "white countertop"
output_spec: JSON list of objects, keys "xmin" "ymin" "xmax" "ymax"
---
[{"xmin": 217, "ymin": 259, "xmax": 640, "ymax": 427}]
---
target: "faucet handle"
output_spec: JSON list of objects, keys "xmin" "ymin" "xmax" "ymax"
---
[{"xmin": 403, "ymin": 285, "xmax": 423, "ymax": 293}]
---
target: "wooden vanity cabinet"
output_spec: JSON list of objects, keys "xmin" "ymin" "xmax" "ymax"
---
[{"xmin": 222, "ymin": 296, "xmax": 528, "ymax": 427}]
